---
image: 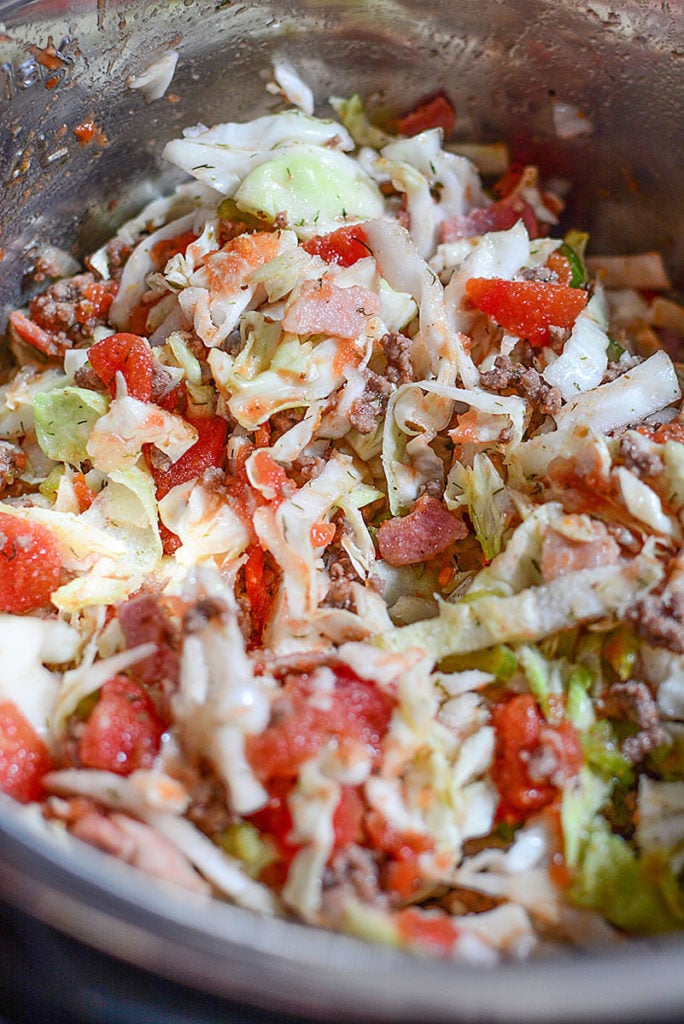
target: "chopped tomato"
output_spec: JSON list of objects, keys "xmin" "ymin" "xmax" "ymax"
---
[
  {"xmin": 331, "ymin": 785, "xmax": 365, "ymax": 852},
  {"xmin": 364, "ymin": 812, "xmax": 433, "ymax": 858},
  {"xmin": 245, "ymin": 777, "xmax": 301, "ymax": 888},
  {"xmin": 396, "ymin": 92, "xmax": 456, "ymax": 138},
  {"xmin": 127, "ymin": 299, "xmax": 158, "ymax": 338},
  {"xmin": 639, "ymin": 421, "xmax": 684, "ymax": 446},
  {"xmin": 246, "ymin": 668, "xmax": 395, "ymax": 780},
  {"xmin": 72, "ymin": 471, "xmax": 96, "ymax": 512},
  {"xmin": 396, "ymin": 908, "xmax": 459, "ymax": 954},
  {"xmin": 254, "ymin": 422, "xmax": 271, "ymax": 448},
  {"xmin": 8, "ymin": 310, "xmax": 60, "ymax": 357},
  {"xmin": 247, "ymin": 779, "xmax": 296, "ymax": 850},
  {"xmin": 155, "ymin": 381, "xmax": 187, "ymax": 415},
  {"xmin": 0, "ymin": 701, "xmax": 53, "ymax": 802},
  {"xmin": 365, "ymin": 809, "xmax": 433, "ymax": 899},
  {"xmin": 150, "ymin": 230, "xmax": 198, "ymax": 267},
  {"xmin": 491, "ymin": 693, "xmax": 583, "ymax": 825},
  {"xmin": 77, "ymin": 675, "xmax": 166, "ymax": 776},
  {"xmin": 302, "ymin": 225, "xmax": 371, "ymax": 267},
  {"xmin": 384, "ymin": 852, "xmax": 426, "ymax": 900},
  {"xmin": 243, "ymin": 543, "xmax": 279, "ymax": 647},
  {"xmin": 492, "ymin": 162, "xmax": 526, "ymax": 200},
  {"xmin": 464, "ymin": 277, "xmax": 589, "ymax": 347},
  {"xmin": 545, "ymin": 250, "xmax": 574, "ymax": 287},
  {"xmin": 248, "ymin": 449, "xmax": 292, "ymax": 505},
  {"xmin": 146, "ymin": 415, "xmax": 228, "ymax": 499},
  {"xmin": 310, "ymin": 521, "xmax": 336, "ymax": 548},
  {"xmin": 76, "ymin": 279, "xmax": 117, "ymax": 321},
  {"xmin": 159, "ymin": 522, "xmax": 182, "ymax": 557},
  {"xmin": 224, "ymin": 443, "xmax": 265, "ymax": 544},
  {"xmin": 205, "ymin": 232, "xmax": 281, "ymax": 298},
  {"xmin": 88, "ymin": 332, "xmax": 153, "ymax": 401},
  {"xmin": 0, "ymin": 513, "xmax": 61, "ymax": 613}
]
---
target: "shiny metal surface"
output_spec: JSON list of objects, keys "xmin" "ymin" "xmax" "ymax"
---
[
  {"xmin": 0, "ymin": 1, "xmax": 684, "ymax": 1019},
  {"xmin": 2, "ymin": 793, "xmax": 684, "ymax": 1023}
]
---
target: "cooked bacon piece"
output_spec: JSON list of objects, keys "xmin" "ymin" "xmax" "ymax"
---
[
  {"xmin": 540, "ymin": 519, "xmax": 620, "ymax": 582},
  {"xmin": 117, "ymin": 594, "xmax": 180, "ymax": 690},
  {"xmin": 67, "ymin": 803, "xmax": 208, "ymax": 893},
  {"xmin": 282, "ymin": 277, "xmax": 380, "ymax": 339},
  {"xmin": 377, "ymin": 494, "xmax": 467, "ymax": 566},
  {"xmin": 441, "ymin": 195, "xmax": 540, "ymax": 242},
  {"xmin": 442, "ymin": 164, "xmax": 560, "ymax": 243}
]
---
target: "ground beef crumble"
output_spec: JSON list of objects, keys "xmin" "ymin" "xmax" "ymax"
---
[
  {"xmin": 479, "ymin": 354, "xmax": 562, "ymax": 416},
  {"xmin": 28, "ymin": 272, "xmax": 117, "ymax": 349},
  {"xmin": 0, "ymin": 441, "xmax": 26, "ymax": 497},
  {"xmin": 349, "ymin": 371, "xmax": 393, "ymax": 434},
  {"xmin": 599, "ymin": 679, "xmax": 670, "ymax": 764},
  {"xmin": 291, "ymin": 452, "xmax": 327, "ymax": 485},
  {"xmin": 601, "ymin": 353, "xmax": 641, "ymax": 384},
  {"xmin": 626, "ymin": 590, "xmax": 684, "ymax": 655},
  {"xmin": 618, "ymin": 433, "xmax": 664, "ymax": 478},
  {"xmin": 381, "ymin": 331, "xmax": 414, "ymax": 385},
  {"xmin": 323, "ymin": 513, "xmax": 361, "ymax": 610},
  {"xmin": 72, "ymin": 364, "xmax": 106, "ymax": 392},
  {"xmin": 86, "ymin": 237, "xmax": 132, "ymax": 282},
  {"xmin": 325, "ymin": 556, "xmax": 358, "ymax": 610},
  {"xmin": 321, "ymin": 844, "xmax": 386, "ymax": 924},
  {"xmin": 177, "ymin": 764, "xmax": 236, "ymax": 837}
]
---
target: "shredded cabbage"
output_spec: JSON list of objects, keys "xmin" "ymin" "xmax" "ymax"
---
[{"xmin": 3, "ymin": 64, "xmax": 684, "ymax": 964}]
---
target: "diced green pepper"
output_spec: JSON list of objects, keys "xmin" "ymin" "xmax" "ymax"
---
[
  {"xmin": 603, "ymin": 625, "xmax": 641, "ymax": 681},
  {"xmin": 441, "ymin": 644, "xmax": 517, "ymax": 680},
  {"xmin": 559, "ymin": 230, "xmax": 589, "ymax": 287},
  {"xmin": 216, "ymin": 822, "xmax": 275, "ymax": 877}
]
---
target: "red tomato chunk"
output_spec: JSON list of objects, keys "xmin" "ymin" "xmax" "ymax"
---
[
  {"xmin": 465, "ymin": 277, "xmax": 588, "ymax": 348},
  {"xmin": 146, "ymin": 415, "xmax": 228, "ymax": 499},
  {"xmin": 246, "ymin": 669, "xmax": 395, "ymax": 780},
  {"xmin": 302, "ymin": 225, "xmax": 371, "ymax": 267},
  {"xmin": 0, "ymin": 701, "xmax": 53, "ymax": 802},
  {"xmin": 491, "ymin": 693, "xmax": 583, "ymax": 824},
  {"xmin": 331, "ymin": 785, "xmax": 365, "ymax": 851},
  {"xmin": 396, "ymin": 907, "xmax": 460, "ymax": 955},
  {"xmin": 396, "ymin": 92, "xmax": 456, "ymax": 138},
  {"xmin": 78, "ymin": 675, "xmax": 166, "ymax": 776},
  {"xmin": 0, "ymin": 512, "xmax": 61, "ymax": 614},
  {"xmin": 88, "ymin": 332, "xmax": 153, "ymax": 401}
]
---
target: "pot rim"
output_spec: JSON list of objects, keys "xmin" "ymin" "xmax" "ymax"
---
[{"xmin": 2, "ymin": 797, "xmax": 684, "ymax": 1023}]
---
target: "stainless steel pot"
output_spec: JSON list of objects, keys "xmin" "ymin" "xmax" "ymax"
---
[{"xmin": 0, "ymin": 1, "xmax": 683, "ymax": 1020}]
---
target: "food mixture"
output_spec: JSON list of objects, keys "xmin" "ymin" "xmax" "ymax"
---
[{"xmin": 1, "ymin": 67, "xmax": 684, "ymax": 961}]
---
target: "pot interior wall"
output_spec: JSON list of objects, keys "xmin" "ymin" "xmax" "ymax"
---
[{"xmin": 0, "ymin": 0, "xmax": 683, "ymax": 327}]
